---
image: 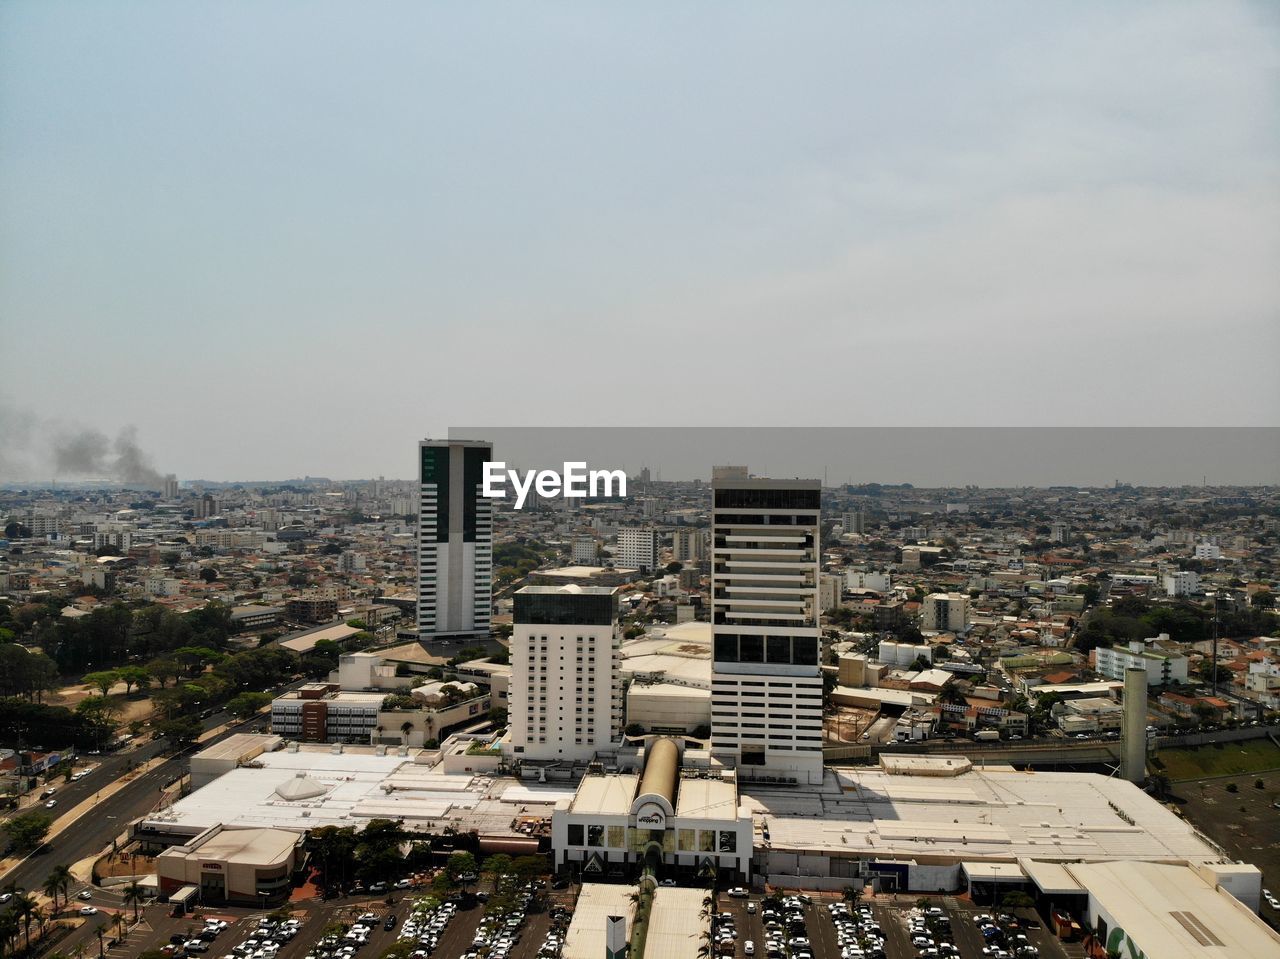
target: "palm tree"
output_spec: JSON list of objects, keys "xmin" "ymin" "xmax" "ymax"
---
[
  {"xmin": 95, "ymin": 922, "xmax": 105, "ymax": 959},
  {"xmin": 400, "ymin": 720, "xmax": 414, "ymax": 742},
  {"xmin": 122, "ymin": 882, "xmax": 145, "ymax": 923},
  {"xmin": 0, "ymin": 912, "xmax": 20, "ymax": 959},
  {"xmin": 113, "ymin": 911, "xmax": 127, "ymax": 943},
  {"xmin": 13, "ymin": 892, "xmax": 38, "ymax": 950},
  {"xmin": 44, "ymin": 864, "xmax": 73, "ymax": 913}
]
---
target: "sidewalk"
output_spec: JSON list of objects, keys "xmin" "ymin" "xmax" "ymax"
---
[{"xmin": 0, "ymin": 753, "xmax": 169, "ymax": 882}]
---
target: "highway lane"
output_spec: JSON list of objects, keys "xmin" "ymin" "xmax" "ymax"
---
[{"xmin": 1, "ymin": 710, "xmax": 266, "ymax": 895}]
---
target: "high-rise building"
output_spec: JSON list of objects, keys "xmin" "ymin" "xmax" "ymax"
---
[
  {"xmin": 615, "ymin": 526, "xmax": 660, "ymax": 572},
  {"xmin": 672, "ymin": 527, "xmax": 706, "ymax": 563},
  {"xmin": 841, "ymin": 510, "xmax": 866, "ymax": 535},
  {"xmin": 162, "ymin": 474, "xmax": 179, "ymax": 500},
  {"xmin": 710, "ymin": 477, "xmax": 824, "ymax": 784},
  {"xmin": 417, "ymin": 438, "xmax": 493, "ymax": 641},
  {"xmin": 507, "ymin": 584, "xmax": 623, "ymax": 763}
]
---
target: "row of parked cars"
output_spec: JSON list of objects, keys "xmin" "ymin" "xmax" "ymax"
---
[
  {"xmin": 396, "ymin": 898, "xmax": 458, "ymax": 958},
  {"xmin": 464, "ymin": 881, "xmax": 539, "ymax": 959},
  {"xmin": 826, "ymin": 900, "xmax": 887, "ymax": 959},
  {"xmin": 227, "ymin": 915, "xmax": 303, "ymax": 959},
  {"xmin": 906, "ymin": 905, "xmax": 958, "ymax": 958},
  {"xmin": 755, "ymin": 894, "xmax": 815, "ymax": 959},
  {"xmin": 972, "ymin": 912, "xmax": 1039, "ymax": 958}
]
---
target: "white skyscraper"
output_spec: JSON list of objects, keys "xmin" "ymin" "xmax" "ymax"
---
[
  {"xmin": 417, "ymin": 438, "xmax": 493, "ymax": 641},
  {"xmin": 672, "ymin": 527, "xmax": 706, "ymax": 563},
  {"xmin": 615, "ymin": 526, "xmax": 660, "ymax": 572},
  {"xmin": 507, "ymin": 584, "xmax": 623, "ymax": 763},
  {"xmin": 710, "ymin": 477, "xmax": 824, "ymax": 784}
]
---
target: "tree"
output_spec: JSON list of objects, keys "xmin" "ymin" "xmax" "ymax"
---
[
  {"xmin": 122, "ymin": 881, "xmax": 145, "ymax": 922},
  {"xmin": 154, "ymin": 717, "xmax": 203, "ymax": 750},
  {"xmin": 82, "ymin": 671, "xmax": 119, "ymax": 697},
  {"xmin": 665, "ymin": 561, "xmax": 683, "ymax": 574},
  {"xmin": 43, "ymin": 864, "xmax": 72, "ymax": 912},
  {"xmin": 116, "ymin": 666, "xmax": 151, "ymax": 695},
  {"xmin": 446, "ymin": 851, "xmax": 479, "ymax": 890},
  {"xmin": 198, "ymin": 568, "xmax": 218, "ymax": 583},
  {"xmin": 842, "ymin": 885, "xmax": 863, "ymax": 907},
  {"xmin": 1000, "ymin": 891, "xmax": 1034, "ymax": 909},
  {"xmin": 487, "ymin": 706, "xmax": 508, "ymax": 726},
  {"xmin": 146, "ymin": 658, "xmax": 182, "ymax": 688},
  {"xmin": 6, "ymin": 811, "xmax": 54, "ymax": 851},
  {"xmin": 10, "ymin": 892, "xmax": 39, "ymax": 950},
  {"xmin": 225, "ymin": 692, "xmax": 271, "ymax": 720}
]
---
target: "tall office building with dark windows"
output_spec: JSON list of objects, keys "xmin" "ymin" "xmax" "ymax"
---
[
  {"xmin": 710, "ymin": 477, "xmax": 825, "ymax": 784},
  {"xmin": 417, "ymin": 438, "xmax": 493, "ymax": 641}
]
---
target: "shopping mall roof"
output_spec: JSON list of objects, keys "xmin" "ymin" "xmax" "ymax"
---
[
  {"xmin": 137, "ymin": 744, "xmax": 565, "ymax": 839},
  {"xmin": 568, "ymin": 774, "xmax": 640, "ymax": 817},
  {"xmin": 745, "ymin": 764, "xmax": 1226, "ymax": 867},
  {"xmin": 647, "ymin": 887, "xmax": 711, "ymax": 959},
  {"xmin": 1066, "ymin": 861, "xmax": 1280, "ymax": 958},
  {"xmin": 158, "ymin": 825, "xmax": 300, "ymax": 868},
  {"xmin": 562, "ymin": 884, "xmax": 636, "ymax": 959},
  {"xmin": 673, "ymin": 776, "xmax": 739, "ymax": 822}
]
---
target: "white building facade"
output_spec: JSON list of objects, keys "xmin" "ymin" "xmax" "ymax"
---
[
  {"xmin": 1095, "ymin": 639, "xmax": 1189, "ymax": 687},
  {"xmin": 922, "ymin": 592, "xmax": 969, "ymax": 632},
  {"xmin": 507, "ymin": 585, "xmax": 623, "ymax": 763},
  {"xmin": 710, "ymin": 478, "xmax": 824, "ymax": 785},
  {"xmin": 615, "ymin": 527, "xmax": 660, "ymax": 573}
]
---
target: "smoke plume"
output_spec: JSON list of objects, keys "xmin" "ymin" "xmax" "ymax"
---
[
  {"xmin": 0, "ymin": 395, "xmax": 166, "ymax": 488},
  {"xmin": 52, "ymin": 425, "xmax": 165, "ymax": 488}
]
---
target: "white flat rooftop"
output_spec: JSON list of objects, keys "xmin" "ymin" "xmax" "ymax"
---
[
  {"xmin": 674, "ymin": 778, "xmax": 739, "ymax": 822},
  {"xmin": 1067, "ymin": 861, "xmax": 1280, "ymax": 958},
  {"xmin": 563, "ymin": 884, "xmax": 636, "ymax": 959},
  {"xmin": 648, "ymin": 887, "xmax": 711, "ymax": 959},
  {"xmin": 569, "ymin": 774, "xmax": 639, "ymax": 817},
  {"xmin": 140, "ymin": 745, "xmax": 561, "ymax": 838},
  {"xmin": 746, "ymin": 765, "xmax": 1225, "ymax": 866}
]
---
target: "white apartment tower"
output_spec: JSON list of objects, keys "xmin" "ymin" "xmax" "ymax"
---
[
  {"xmin": 507, "ymin": 585, "xmax": 623, "ymax": 763},
  {"xmin": 615, "ymin": 526, "xmax": 660, "ymax": 572},
  {"xmin": 672, "ymin": 527, "xmax": 706, "ymax": 563},
  {"xmin": 710, "ymin": 477, "xmax": 824, "ymax": 785},
  {"xmin": 921, "ymin": 592, "xmax": 969, "ymax": 632},
  {"xmin": 417, "ymin": 438, "xmax": 493, "ymax": 640}
]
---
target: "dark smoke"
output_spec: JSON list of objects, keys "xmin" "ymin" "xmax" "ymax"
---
[{"xmin": 51, "ymin": 425, "xmax": 165, "ymax": 489}]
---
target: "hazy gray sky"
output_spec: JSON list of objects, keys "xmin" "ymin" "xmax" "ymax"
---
[{"xmin": 2, "ymin": 1, "xmax": 1278, "ymax": 481}]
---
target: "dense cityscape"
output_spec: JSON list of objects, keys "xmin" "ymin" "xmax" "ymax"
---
[
  {"xmin": 1, "ymin": 440, "xmax": 1278, "ymax": 959},
  {"xmin": 4, "ymin": 2, "xmax": 1278, "ymax": 958}
]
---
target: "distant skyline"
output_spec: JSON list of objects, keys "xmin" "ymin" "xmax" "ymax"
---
[
  {"xmin": 2, "ymin": 2, "xmax": 1278, "ymax": 480},
  {"xmin": 3, "ymin": 428, "xmax": 1276, "ymax": 491}
]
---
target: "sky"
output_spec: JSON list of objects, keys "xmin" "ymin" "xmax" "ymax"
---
[{"xmin": 1, "ymin": 1, "xmax": 1278, "ymax": 482}]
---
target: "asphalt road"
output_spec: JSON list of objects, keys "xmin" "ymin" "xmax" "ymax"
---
[{"xmin": 2, "ymin": 709, "xmax": 266, "ymax": 896}]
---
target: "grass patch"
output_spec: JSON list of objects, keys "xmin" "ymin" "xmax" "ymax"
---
[{"xmin": 1157, "ymin": 739, "xmax": 1280, "ymax": 781}]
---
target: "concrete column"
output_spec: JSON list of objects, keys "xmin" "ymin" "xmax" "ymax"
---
[{"xmin": 1122, "ymin": 667, "xmax": 1147, "ymax": 784}]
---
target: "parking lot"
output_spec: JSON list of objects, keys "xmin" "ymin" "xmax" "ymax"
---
[{"xmin": 716, "ymin": 889, "xmax": 1072, "ymax": 959}]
